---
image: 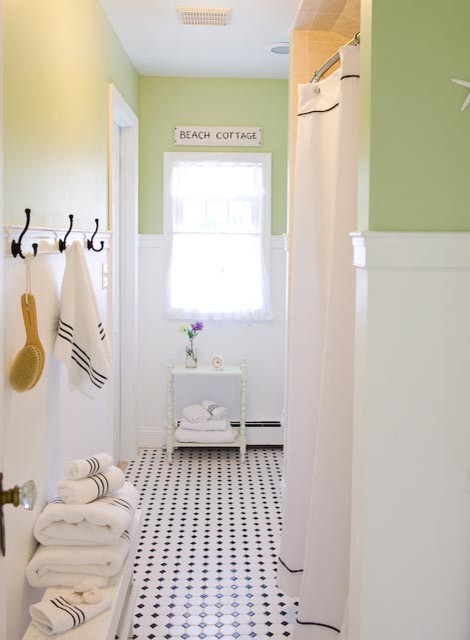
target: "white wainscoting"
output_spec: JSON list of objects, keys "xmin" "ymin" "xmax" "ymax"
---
[
  {"xmin": 138, "ymin": 235, "xmax": 287, "ymax": 447},
  {"xmin": 349, "ymin": 232, "xmax": 470, "ymax": 640},
  {"xmin": 2, "ymin": 227, "xmax": 113, "ymax": 639}
]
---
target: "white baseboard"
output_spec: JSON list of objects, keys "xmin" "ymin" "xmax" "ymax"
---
[
  {"xmin": 246, "ymin": 426, "xmax": 283, "ymax": 445},
  {"xmin": 139, "ymin": 428, "xmax": 165, "ymax": 448},
  {"xmin": 138, "ymin": 425, "xmax": 283, "ymax": 448}
]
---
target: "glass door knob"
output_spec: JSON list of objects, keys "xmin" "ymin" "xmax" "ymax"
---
[
  {"xmin": 0, "ymin": 477, "xmax": 37, "ymax": 510},
  {"xmin": 0, "ymin": 473, "xmax": 37, "ymax": 556},
  {"xmin": 19, "ymin": 480, "xmax": 37, "ymax": 510}
]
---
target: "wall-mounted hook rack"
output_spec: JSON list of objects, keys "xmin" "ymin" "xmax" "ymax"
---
[
  {"xmin": 87, "ymin": 218, "xmax": 104, "ymax": 252},
  {"xmin": 11, "ymin": 209, "xmax": 39, "ymax": 259},
  {"xmin": 58, "ymin": 214, "xmax": 74, "ymax": 253}
]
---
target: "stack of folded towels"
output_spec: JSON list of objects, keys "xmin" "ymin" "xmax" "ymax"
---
[
  {"xmin": 26, "ymin": 452, "xmax": 139, "ymax": 598},
  {"xmin": 175, "ymin": 399, "xmax": 235, "ymax": 443}
]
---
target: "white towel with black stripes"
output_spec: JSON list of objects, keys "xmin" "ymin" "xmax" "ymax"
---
[
  {"xmin": 56, "ymin": 466, "xmax": 125, "ymax": 505},
  {"xmin": 202, "ymin": 400, "xmax": 228, "ymax": 419},
  {"xmin": 182, "ymin": 404, "xmax": 211, "ymax": 423},
  {"xmin": 29, "ymin": 593, "xmax": 112, "ymax": 636},
  {"xmin": 25, "ymin": 531, "xmax": 130, "ymax": 588},
  {"xmin": 175, "ymin": 422, "xmax": 235, "ymax": 444},
  {"xmin": 34, "ymin": 482, "xmax": 138, "ymax": 546},
  {"xmin": 54, "ymin": 241, "xmax": 111, "ymax": 398},
  {"xmin": 65, "ymin": 452, "xmax": 113, "ymax": 480},
  {"xmin": 179, "ymin": 417, "xmax": 228, "ymax": 432}
]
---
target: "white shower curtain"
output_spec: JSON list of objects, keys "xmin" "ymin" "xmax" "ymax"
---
[{"xmin": 278, "ymin": 44, "xmax": 360, "ymax": 638}]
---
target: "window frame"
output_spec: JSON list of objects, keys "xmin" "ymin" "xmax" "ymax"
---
[{"xmin": 163, "ymin": 151, "xmax": 272, "ymax": 320}]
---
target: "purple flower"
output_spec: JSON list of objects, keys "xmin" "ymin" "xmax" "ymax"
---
[{"xmin": 191, "ymin": 321, "xmax": 204, "ymax": 332}]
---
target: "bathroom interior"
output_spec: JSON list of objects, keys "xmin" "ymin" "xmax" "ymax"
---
[{"xmin": 1, "ymin": 0, "xmax": 470, "ymax": 639}]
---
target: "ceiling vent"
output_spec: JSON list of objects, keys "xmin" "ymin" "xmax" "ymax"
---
[{"xmin": 177, "ymin": 6, "xmax": 231, "ymax": 26}]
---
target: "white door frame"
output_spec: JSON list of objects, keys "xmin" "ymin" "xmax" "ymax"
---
[
  {"xmin": 0, "ymin": 0, "xmax": 6, "ymax": 636},
  {"xmin": 108, "ymin": 84, "xmax": 139, "ymax": 461}
]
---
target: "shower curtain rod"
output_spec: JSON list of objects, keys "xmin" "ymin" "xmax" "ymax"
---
[{"xmin": 310, "ymin": 32, "xmax": 360, "ymax": 84}]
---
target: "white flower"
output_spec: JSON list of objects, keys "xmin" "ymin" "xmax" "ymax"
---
[{"xmin": 177, "ymin": 323, "xmax": 189, "ymax": 334}]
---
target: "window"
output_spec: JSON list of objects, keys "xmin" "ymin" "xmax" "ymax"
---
[{"xmin": 164, "ymin": 152, "xmax": 272, "ymax": 321}]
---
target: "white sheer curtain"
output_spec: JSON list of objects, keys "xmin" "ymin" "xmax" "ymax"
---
[
  {"xmin": 165, "ymin": 155, "xmax": 272, "ymax": 321},
  {"xmin": 278, "ymin": 44, "xmax": 360, "ymax": 638}
]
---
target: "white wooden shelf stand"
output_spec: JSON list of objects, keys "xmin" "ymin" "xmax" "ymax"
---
[
  {"xmin": 23, "ymin": 510, "xmax": 142, "ymax": 640},
  {"xmin": 166, "ymin": 360, "xmax": 247, "ymax": 462}
]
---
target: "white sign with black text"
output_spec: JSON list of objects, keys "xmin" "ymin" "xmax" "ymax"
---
[{"xmin": 174, "ymin": 126, "xmax": 263, "ymax": 147}]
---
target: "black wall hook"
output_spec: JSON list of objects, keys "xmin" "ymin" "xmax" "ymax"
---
[
  {"xmin": 58, "ymin": 214, "xmax": 74, "ymax": 253},
  {"xmin": 11, "ymin": 209, "xmax": 38, "ymax": 259},
  {"xmin": 87, "ymin": 218, "xmax": 104, "ymax": 252}
]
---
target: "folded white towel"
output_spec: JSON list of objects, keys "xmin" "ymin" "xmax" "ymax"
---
[
  {"xmin": 29, "ymin": 593, "xmax": 112, "ymax": 636},
  {"xmin": 54, "ymin": 241, "xmax": 111, "ymax": 399},
  {"xmin": 182, "ymin": 404, "xmax": 211, "ymax": 423},
  {"xmin": 26, "ymin": 531, "xmax": 130, "ymax": 588},
  {"xmin": 175, "ymin": 424, "xmax": 236, "ymax": 444},
  {"xmin": 179, "ymin": 417, "xmax": 228, "ymax": 432},
  {"xmin": 202, "ymin": 400, "xmax": 228, "ymax": 419},
  {"xmin": 34, "ymin": 482, "xmax": 138, "ymax": 546},
  {"xmin": 65, "ymin": 452, "xmax": 113, "ymax": 480},
  {"xmin": 57, "ymin": 466, "xmax": 124, "ymax": 505}
]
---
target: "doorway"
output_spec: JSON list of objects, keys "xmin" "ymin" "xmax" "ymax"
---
[
  {"xmin": 108, "ymin": 84, "xmax": 139, "ymax": 462},
  {"xmin": 0, "ymin": 0, "xmax": 5, "ymax": 633}
]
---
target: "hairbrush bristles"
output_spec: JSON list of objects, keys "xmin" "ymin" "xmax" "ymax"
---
[{"xmin": 10, "ymin": 345, "xmax": 42, "ymax": 392}]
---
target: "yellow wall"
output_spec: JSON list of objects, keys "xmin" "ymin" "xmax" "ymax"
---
[{"xmin": 4, "ymin": 0, "xmax": 139, "ymax": 230}]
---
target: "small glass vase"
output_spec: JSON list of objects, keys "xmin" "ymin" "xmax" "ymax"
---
[{"xmin": 185, "ymin": 345, "xmax": 198, "ymax": 368}]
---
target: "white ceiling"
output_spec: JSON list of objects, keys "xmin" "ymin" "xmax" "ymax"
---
[{"xmin": 99, "ymin": 0, "xmax": 301, "ymax": 79}]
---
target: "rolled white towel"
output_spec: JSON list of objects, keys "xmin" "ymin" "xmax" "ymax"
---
[
  {"xmin": 57, "ymin": 466, "xmax": 124, "ymax": 505},
  {"xmin": 182, "ymin": 404, "xmax": 211, "ymax": 423},
  {"xmin": 202, "ymin": 400, "xmax": 228, "ymax": 419},
  {"xmin": 179, "ymin": 417, "xmax": 228, "ymax": 432},
  {"xmin": 26, "ymin": 531, "xmax": 130, "ymax": 588},
  {"xmin": 67, "ymin": 581, "xmax": 104, "ymax": 605},
  {"xmin": 175, "ymin": 424, "xmax": 235, "ymax": 444},
  {"xmin": 29, "ymin": 593, "xmax": 112, "ymax": 635},
  {"xmin": 34, "ymin": 482, "xmax": 138, "ymax": 546},
  {"xmin": 65, "ymin": 452, "xmax": 113, "ymax": 480}
]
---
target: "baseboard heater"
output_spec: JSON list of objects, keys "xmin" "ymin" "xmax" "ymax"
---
[{"xmin": 231, "ymin": 421, "xmax": 281, "ymax": 428}]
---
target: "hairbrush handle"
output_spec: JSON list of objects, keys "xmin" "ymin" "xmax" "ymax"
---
[{"xmin": 21, "ymin": 294, "xmax": 41, "ymax": 346}]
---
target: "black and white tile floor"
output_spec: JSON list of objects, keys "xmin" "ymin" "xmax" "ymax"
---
[{"xmin": 125, "ymin": 447, "xmax": 297, "ymax": 639}]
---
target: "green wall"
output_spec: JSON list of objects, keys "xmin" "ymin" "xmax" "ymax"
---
[
  {"xmin": 139, "ymin": 76, "xmax": 288, "ymax": 234},
  {"xmin": 4, "ymin": 0, "xmax": 139, "ymax": 229},
  {"xmin": 362, "ymin": 0, "xmax": 470, "ymax": 231}
]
